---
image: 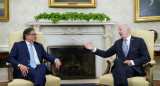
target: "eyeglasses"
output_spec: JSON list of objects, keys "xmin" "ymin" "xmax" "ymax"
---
[{"xmin": 29, "ymin": 34, "xmax": 37, "ymax": 36}]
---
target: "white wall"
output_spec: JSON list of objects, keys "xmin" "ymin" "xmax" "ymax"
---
[{"xmin": 0, "ymin": 0, "xmax": 160, "ymax": 50}]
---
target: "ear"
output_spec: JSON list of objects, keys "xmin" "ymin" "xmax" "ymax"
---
[{"xmin": 25, "ymin": 35, "xmax": 29, "ymax": 39}]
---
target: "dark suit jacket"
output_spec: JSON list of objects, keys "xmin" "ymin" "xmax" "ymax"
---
[
  {"xmin": 95, "ymin": 36, "xmax": 150, "ymax": 76},
  {"xmin": 7, "ymin": 41, "xmax": 56, "ymax": 78}
]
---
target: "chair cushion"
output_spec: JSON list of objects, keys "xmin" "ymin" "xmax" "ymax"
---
[
  {"xmin": 128, "ymin": 76, "xmax": 149, "ymax": 86},
  {"xmin": 45, "ymin": 75, "xmax": 60, "ymax": 86},
  {"xmin": 99, "ymin": 74, "xmax": 113, "ymax": 85},
  {"xmin": 99, "ymin": 74, "xmax": 149, "ymax": 86},
  {"xmin": 8, "ymin": 79, "xmax": 33, "ymax": 86},
  {"xmin": 8, "ymin": 75, "xmax": 60, "ymax": 86}
]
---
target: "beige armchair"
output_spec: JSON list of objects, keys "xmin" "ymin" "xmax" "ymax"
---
[
  {"xmin": 99, "ymin": 30, "xmax": 156, "ymax": 86},
  {"xmin": 7, "ymin": 30, "xmax": 60, "ymax": 86}
]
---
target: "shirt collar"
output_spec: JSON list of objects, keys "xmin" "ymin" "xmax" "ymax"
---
[
  {"xmin": 124, "ymin": 35, "xmax": 131, "ymax": 42},
  {"xmin": 25, "ymin": 41, "xmax": 34, "ymax": 45}
]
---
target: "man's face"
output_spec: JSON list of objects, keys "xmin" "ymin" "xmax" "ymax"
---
[
  {"xmin": 118, "ymin": 25, "xmax": 129, "ymax": 39},
  {"xmin": 26, "ymin": 30, "xmax": 37, "ymax": 43}
]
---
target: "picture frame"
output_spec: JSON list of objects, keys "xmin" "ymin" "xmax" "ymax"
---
[
  {"xmin": 49, "ymin": 0, "xmax": 96, "ymax": 8},
  {"xmin": 0, "ymin": 0, "xmax": 9, "ymax": 21},
  {"xmin": 134, "ymin": 0, "xmax": 160, "ymax": 22}
]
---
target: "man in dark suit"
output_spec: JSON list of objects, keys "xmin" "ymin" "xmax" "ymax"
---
[
  {"xmin": 84, "ymin": 24, "xmax": 150, "ymax": 86},
  {"xmin": 7, "ymin": 28, "xmax": 61, "ymax": 86}
]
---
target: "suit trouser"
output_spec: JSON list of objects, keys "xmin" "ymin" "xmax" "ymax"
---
[
  {"xmin": 24, "ymin": 63, "xmax": 48, "ymax": 86},
  {"xmin": 112, "ymin": 59, "xmax": 137, "ymax": 86}
]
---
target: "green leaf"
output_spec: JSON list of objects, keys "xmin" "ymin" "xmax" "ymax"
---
[{"xmin": 34, "ymin": 12, "xmax": 111, "ymax": 23}]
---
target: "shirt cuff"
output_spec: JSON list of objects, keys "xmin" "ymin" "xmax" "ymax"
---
[
  {"xmin": 92, "ymin": 48, "xmax": 97, "ymax": 53},
  {"xmin": 17, "ymin": 64, "xmax": 21, "ymax": 67},
  {"xmin": 131, "ymin": 60, "xmax": 135, "ymax": 65},
  {"xmin": 54, "ymin": 59, "xmax": 58, "ymax": 63}
]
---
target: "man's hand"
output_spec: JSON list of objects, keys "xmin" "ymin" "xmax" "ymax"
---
[
  {"xmin": 55, "ymin": 59, "xmax": 61, "ymax": 70},
  {"xmin": 84, "ymin": 42, "xmax": 95, "ymax": 51},
  {"xmin": 19, "ymin": 64, "xmax": 30, "ymax": 77},
  {"xmin": 123, "ymin": 60, "xmax": 132, "ymax": 66}
]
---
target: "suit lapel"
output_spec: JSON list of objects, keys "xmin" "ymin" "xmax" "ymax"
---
[
  {"xmin": 119, "ymin": 39, "xmax": 126, "ymax": 58},
  {"xmin": 22, "ymin": 41, "xmax": 30, "ymax": 59},
  {"xmin": 34, "ymin": 43, "xmax": 41, "ymax": 61},
  {"xmin": 127, "ymin": 36, "xmax": 134, "ymax": 57}
]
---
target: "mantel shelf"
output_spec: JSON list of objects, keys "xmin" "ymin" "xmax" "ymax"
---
[{"xmin": 28, "ymin": 21, "xmax": 116, "ymax": 26}]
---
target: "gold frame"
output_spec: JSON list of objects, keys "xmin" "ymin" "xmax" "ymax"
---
[
  {"xmin": 134, "ymin": 0, "xmax": 160, "ymax": 22},
  {"xmin": 0, "ymin": 0, "xmax": 9, "ymax": 21},
  {"xmin": 49, "ymin": 0, "xmax": 96, "ymax": 8}
]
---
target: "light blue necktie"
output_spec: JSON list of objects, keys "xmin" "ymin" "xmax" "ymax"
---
[
  {"xmin": 123, "ymin": 39, "xmax": 128, "ymax": 57},
  {"xmin": 29, "ymin": 44, "xmax": 37, "ymax": 68}
]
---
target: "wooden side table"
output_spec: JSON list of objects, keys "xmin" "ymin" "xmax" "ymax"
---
[
  {"xmin": 154, "ymin": 51, "xmax": 160, "ymax": 56},
  {"xmin": 0, "ymin": 52, "xmax": 9, "ymax": 58},
  {"xmin": 0, "ymin": 51, "xmax": 9, "ymax": 67},
  {"xmin": 0, "ymin": 82, "xmax": 8, "ymax": 86}
]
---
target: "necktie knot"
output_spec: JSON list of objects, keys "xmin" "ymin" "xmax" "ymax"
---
[
  {"xmin": 30, "ymin": 43, "xmax": 33, "ymax": 46},
  {"xmin": 124, "ymin": 39, "xmax": 127, "ymax": 42}
]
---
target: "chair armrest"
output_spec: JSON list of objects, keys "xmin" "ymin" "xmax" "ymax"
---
[
  {"xmin": 146, "ymin": 60, "xmax": 156, "ymax": 82},
  {"xmin": 148, "ymin": 60, "xmax": 156, "ymax": 65},
  {"xmin": 103, "ymin": 58, "xmax": 115, "ymax": 75},
  {"xmin": 7, "ymin": 60, "xmax": 57, "ymax": 82},
  {"xmin": 50, "ymin": 63, "xmax": 57, "ymax": 76},
  {"xmin": 6, "ymin": 62, "xmax": 13, "ymax": 82},
  {"xmin": 43, "ymin": 60, "xmax": 57, "ymax": 76}
]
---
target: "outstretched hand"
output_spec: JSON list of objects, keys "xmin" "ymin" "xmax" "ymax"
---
[
  {"xmin": 84, "ymin": 42, "xmax": 95, "ymax": 51},
  {"xmin": 55, "ymin": 59, "xmax": 61, "ymax": 70}
]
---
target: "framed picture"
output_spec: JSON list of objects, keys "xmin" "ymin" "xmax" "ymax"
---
[
  {"xmin": 49, "ymin": 0, "xmax": 96, "ymax": 8},
  {"xmin": 134, "ymin": 0, "xmax": 160, "ymax": 22},
  {"xmin": 0, "ymin": 0, "xmax": 9, "ymax": 21}
]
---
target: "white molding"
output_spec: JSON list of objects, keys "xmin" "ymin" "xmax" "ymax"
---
[
  {"xmin": 154, "ymin": 44, "xmax": 160, "ymax": 47},
  {"xmin": 154, "ymin": 44, "xmax": 160, "ymax": 51},
  {"xmin": 0, "ymin": 45, "xmax": 9, "ymax": 52},
  {"xmin": 28, "ymin": 21, "xmax": 117, "ymax": 49},
  {"xmin": 28, "ymin": 20, "xmax": 116, "ymax": 26}
]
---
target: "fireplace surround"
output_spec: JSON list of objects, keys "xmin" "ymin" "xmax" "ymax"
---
[{"xmin": 47, "ymin": 45, "xmax": 95, "ymax": 79}]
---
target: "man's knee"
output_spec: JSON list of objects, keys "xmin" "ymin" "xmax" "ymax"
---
[
  {"xmin": 36, "ymin": 63, "xmax": 48, "ymax": 72},
  {"xmin": 25, "ymin": 68, "xmax": 36, "ymax": 82},
  {"xmin": 38, "ymin": 63, "xmax": 47, "ymax": 69}
]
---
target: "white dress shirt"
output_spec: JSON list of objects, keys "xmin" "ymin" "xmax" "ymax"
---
[
  {"xmin": 123, "ymin": 35, "xmax": 135, "ymax": 65},
  {"xmin": 26, "ymin": 41, "xmax": 40, "ymax": 65},
  {"xmin": 123, "ymin": 35, "xmax": 131, "ymax": 50},
  {"xmin": 26, "ymin": 41, "xmax": 58, "ymax": 64}
]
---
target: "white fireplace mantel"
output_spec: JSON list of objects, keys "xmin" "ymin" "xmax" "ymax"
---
[{"xmin": 28, "ymin": 21, "xmax": 117, "ymax": 50}]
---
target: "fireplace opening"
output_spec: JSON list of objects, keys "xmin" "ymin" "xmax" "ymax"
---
[{"xmin": 47, "ymin": 45, "xmax": 95, "ymax": 80}]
